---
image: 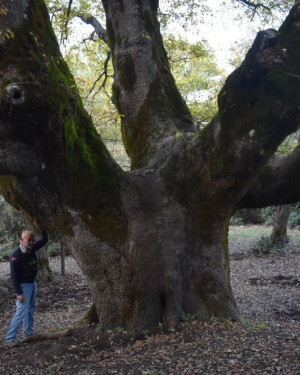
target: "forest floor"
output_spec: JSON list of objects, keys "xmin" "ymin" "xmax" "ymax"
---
[{"xmin": 0, "ymin": 225, "xmax": 299, "ymax": 375}]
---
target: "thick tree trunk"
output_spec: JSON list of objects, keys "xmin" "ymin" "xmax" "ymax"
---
[
  {"xmin": 271, "ymin": 204, "xmax": 291, "ymax": 247},
  {"xmin": 1, "ymin": 0, "xmax": 300, "ymax": 332},
  {"xmin": 59, "ymin": 174, "xmax": 239, "ymax": 331}
]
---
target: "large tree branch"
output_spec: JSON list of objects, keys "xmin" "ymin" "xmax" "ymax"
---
[
  {"xmin": 102, "ymin": 0, "xmax": 195, "ymax": 169},
  {"xmin": 0, "ymin": 0, "xmax": 124, "ymax": 239},
  {"xmin": 215, "ymin": 33, "xmax": 290, "ymax": 173},
  {"xmin": 239, "ymin": 145, "xmax": 300, "ymax": 208},
  {"xmin": 159, "ymin": 2, "xmax": 300, "ymax": 212},
  {"xmin": 205, "ymin": 3, "xmax": 300, "ymax": 201}
]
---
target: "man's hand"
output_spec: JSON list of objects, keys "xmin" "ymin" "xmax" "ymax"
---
[
  {"xmin": 33, "ymin": 221, "xmax": 42, "ymax": 231},
  {"xmin": 33, "ymin": 220, "xmax": 42, "ymax": 230},
  {"xmin": 17, "ymin": 294, "xmax": 24, "ymax": 303}
]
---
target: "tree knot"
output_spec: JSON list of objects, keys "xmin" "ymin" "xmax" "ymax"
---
[
  {"xmin": 244, "ymin": 29, "xmax": 288, "ymax": 79},
  {"xmin": 253, "ymin": 29, "xmax": 278, "ymax": 53},
  {"xmin": 5, "ymin": 83, "xmax": 25, "ymax": 106}
]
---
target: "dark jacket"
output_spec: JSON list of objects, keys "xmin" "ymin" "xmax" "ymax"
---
[{"xmin": 10, "ymin": 230, "xmax": 48, "ymax": 295}]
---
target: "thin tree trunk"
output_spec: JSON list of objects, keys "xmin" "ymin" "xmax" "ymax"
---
[
  {"xmin": 61, "ymin": 244, "xmax": 65, "ymax": 276},
  {"xmin": 271, "ymin": 204, "xmax": 291, "ymax": 247},
  {"xmin": 34, "ymin": 229, "xmax": 52, "ymax": 276},
  {"xmin": 36, "ymin": 246, "xmax": 52, "ymax": 277}
]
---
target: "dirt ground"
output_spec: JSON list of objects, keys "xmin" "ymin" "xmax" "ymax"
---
[{"xmin": 0, "ymin": 227, "xmax": 299, "ymax": 374}]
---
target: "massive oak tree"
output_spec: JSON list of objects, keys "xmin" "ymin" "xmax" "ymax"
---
[{"xmin": 1, "ymin": 0, "xmax": 300, "ymax": 331}]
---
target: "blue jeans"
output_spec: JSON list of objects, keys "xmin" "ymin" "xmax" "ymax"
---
[{"xmin": 5, "ymin": 282, "xmax": 37, "ymax": 342}]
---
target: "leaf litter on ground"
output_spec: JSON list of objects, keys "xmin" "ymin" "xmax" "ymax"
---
[{"xmin": 0, "ymin": 225, "xmax": 299, "ymax": 374}]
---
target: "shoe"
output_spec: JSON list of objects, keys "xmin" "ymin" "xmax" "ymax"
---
[{"xmin": 4, "ymin": 341, "xmax": 18, "ymax": 347}]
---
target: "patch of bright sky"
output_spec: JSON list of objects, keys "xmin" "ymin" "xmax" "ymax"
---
[
  {"xmin": 192, "ymin": 1, "xmax": 257, "ymax": 73},
  {"xmin": 160, "ymin": 0, "xmax": 289, "ymax": 74}
]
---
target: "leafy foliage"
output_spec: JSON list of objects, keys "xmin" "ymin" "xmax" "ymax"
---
[
  {"xmin": 287, "ymin": 204, "xmax": 300, "ymax": 229},
  {"xmin": 165, "ymin": 35, "xmax": 224, "ymax": 126},
  {"xmin": 158, "ymin": 0, "xmax": 209, "ymax": 30},
  {"xmin": 181, "ymin": 312, "xmax": 197, "ymax": 321},
  {"xmin": 252, "ymin": 235, "xmax": 289, "ymax": 255},
  {"xmin": 231, "ymin": 204, "xmax": 300, "ymax": 230}
]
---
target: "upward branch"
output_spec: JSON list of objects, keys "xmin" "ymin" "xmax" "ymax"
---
[
  {"xmin": 160, "ymin": 2, "xmax": 300, "ymax": 212},
  {"xmin": 209, "ymin": 4, "xmax": 300, "ymax": 198},
  {"xmin": 102, "ymin": 0, "xmax": 195, "ymax": 169}
]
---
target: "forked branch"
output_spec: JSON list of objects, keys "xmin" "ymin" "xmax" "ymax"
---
[{"xmin": 77, "ymin": 14, "xmax": 108, "ymax": 44}]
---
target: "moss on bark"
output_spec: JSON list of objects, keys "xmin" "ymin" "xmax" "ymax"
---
[
  {"xmin": 107, "ymin": 3, "xmax": 194, "ymax": 169},
  {"xmin": 0, "ymin": 0, "xmax": 127, "ymax": 243},
  {"xmin": 84, "ymin": 303, "xmax": 100, "ymax": 325}
]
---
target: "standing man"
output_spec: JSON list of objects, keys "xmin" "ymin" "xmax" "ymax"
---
[{"xmin": 5, "ymin": 225, "xmax": 48, "ymax": 346}]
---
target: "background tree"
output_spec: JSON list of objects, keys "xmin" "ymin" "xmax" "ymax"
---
[
  {"xmin": 232, "ymin": 130, "xmax": 300, "ymax": 247},
  {"xmin": 1, "ymin": 0, "xmax": 300, "ymax": 333},
  {"xmin": 271, "ymin": 204, "xmax": 291, "ymax": 247},
  {"xmin": 268, "ymin": 133, "xmax": 300, "ymax": 246}
]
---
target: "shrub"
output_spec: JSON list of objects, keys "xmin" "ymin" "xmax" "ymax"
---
[
  {"xmin": 0, "ymin": 241, "xmax": 15, "ymax": 262},
  {"xmin": 252, "ymin": 236, "xmax": 288, "ymax": 256},
  {"xmin": 260, "ymin": 206, "xmax": 276, "ymax": 225},
  {"xmin": 288, "ymin": 204, "xmax": 300, "ymax": 228},
  {"xmin": 231, "ymin": 208, "xmax": 264, "ymax": 225},
  {"xmin": 46, "ymin": 241, "xmax": 62, "ymax": 257}
]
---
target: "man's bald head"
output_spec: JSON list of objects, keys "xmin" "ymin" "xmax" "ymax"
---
[{"xmin": 21, "ymin": 230, "xmax": 35, "ymax": 250}]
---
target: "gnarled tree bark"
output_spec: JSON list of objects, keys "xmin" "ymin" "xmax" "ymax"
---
[{"xmin": 1, "ymin": 0, "xmax": 300, "ymax": 332}]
